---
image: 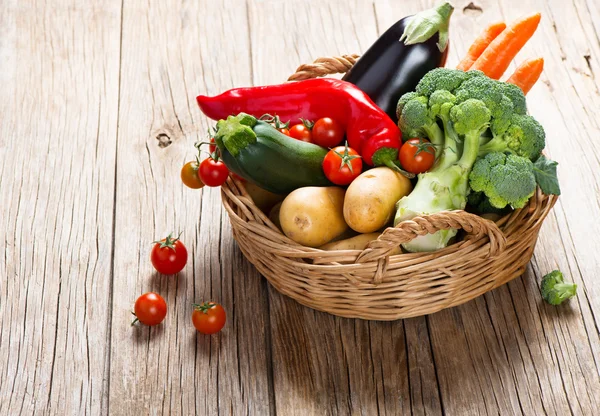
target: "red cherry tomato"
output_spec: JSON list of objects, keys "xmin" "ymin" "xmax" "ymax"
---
[
  {"xmin": 322, "ymin": 143, "xmax": 363, "ymax": 185},
  {"xmin": 289, "ymin": 124, "xmax": 312, "ymax": 142},
  {"xmin": 277, "ymin": 128, "xmax": 290, "ymax": 136},
  {"xmin": 399, "ymin": 138, "xmax": 436, "ymax": 174},
  {"xmin": 192, "ymin": 302, "xmax": 226, "ymax": 334},
  {"xmin": 133, "ymin": 292, "xmax": 167, "ymax": 326},
  {"xmin": 312, "ymin": 118, "xmax": 344, "ymax": 147},
  {"xmin": 181, "ymin": 161, "xmax": 205, "ymax": 189},
  {"xmin": 150, "ymin": 233, "xmax": 188, "ymax": 275},
  {"xmin": 209, "ymin": 137, "xmax": 217, "ymax": 154},
  {"xmin": 199, "ymin": 157, "xmax": 229, "ymax": 187}
]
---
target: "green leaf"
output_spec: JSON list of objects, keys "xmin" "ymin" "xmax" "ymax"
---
[{"xmin": 533, "ymin": 155, "xmax": 561, "ymax": 196}]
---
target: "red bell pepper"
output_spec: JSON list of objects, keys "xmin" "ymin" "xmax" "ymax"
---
[{"xmin": 196, "ymin": 78, "xmax": 406, "ymax": 172}]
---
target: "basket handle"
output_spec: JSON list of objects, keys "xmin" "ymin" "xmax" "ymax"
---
[
  {"xmin": 356, "ymin": 210, "xmax": 507, "ymax": 284},
  {"xmin": 287, "ymin": 54, "xmax": 360, "ymax": 81}
]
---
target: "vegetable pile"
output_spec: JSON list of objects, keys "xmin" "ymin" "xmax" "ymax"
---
[{"xmin": 185, "ymin": 2, "xmax": 572, "ymax": 306}]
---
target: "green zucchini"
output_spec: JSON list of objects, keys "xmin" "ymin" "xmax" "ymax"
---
[{"xmin": 214, "ymin": 113, "xmax": 332, "ymax": 194}]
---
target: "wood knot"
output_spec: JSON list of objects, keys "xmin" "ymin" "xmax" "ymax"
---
[
  {"xmin": 463, "ymin": 2, "xmax": 483, "ymax": 15},
  {"xmin": 156, "ymin": 133, "xmax": 172, "ymax": 148}
]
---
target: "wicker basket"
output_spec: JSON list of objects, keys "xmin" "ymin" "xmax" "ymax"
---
[{"xmin": 219, "ymin": 55, "xmax": 558, "ymax": 320}]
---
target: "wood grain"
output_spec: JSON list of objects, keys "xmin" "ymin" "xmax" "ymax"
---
[
  {"xmin": 107, "ymin": 0, "xmax": 272, "ymax": 414},
  {"xmin": 0, "ymin": 0, "xmax": 121, "ymax": 414},
  {"xmin": 1, "ymin": 0, "xmax": 600, "ymax": 414}
]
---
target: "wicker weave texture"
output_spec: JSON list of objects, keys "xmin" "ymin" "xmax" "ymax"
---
[{"xmin": 219, "ymin": 56, "xmax": 557, "ymax": 320}]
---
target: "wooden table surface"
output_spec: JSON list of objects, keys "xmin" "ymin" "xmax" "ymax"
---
[{"xmin": 2, "ymin": 0, "xmax": 600, "ymax": 414}]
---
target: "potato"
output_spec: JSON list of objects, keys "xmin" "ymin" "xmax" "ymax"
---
[
  {"xmin": 320, "ymin": 232, "xmax": 401, "ymax": 256},
  {"xmin": 279, "ymin": 187, "xmax": 348, "ymax": 247},
  {"xmin": 343, "ymin": 167, "xmax": 412, "ymax": 233},
  {"xmin": 244, "ymin": 182, "xmax": 285, "ymax": 213}
]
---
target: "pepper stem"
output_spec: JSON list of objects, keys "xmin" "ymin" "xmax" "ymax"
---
[{"xmin": 400, "ymin": 1, "xmax": 454, "ymax": 52}]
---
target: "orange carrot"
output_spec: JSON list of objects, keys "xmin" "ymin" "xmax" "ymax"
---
[
  {"xmin": 470, "ymin": 13, "xmax": 541, "ymax": 79},
  {"xmin": 456, "ymin": 22, "xmax": 507, "ymax": 71},
  {"xmin": 506, "ymin": 57, "xmax": 544, "ymax": 94}
]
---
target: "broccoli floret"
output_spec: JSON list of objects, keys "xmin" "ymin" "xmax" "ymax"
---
[
  {"xmin": 397, "ymin": 92, "xmax": 422, "ymax": 138},
  {"xmin": 401, "ymin": 96, "xmax": 444, "ymax": 148},
  {"xmin": 416, "ymin": 68, "xmax": 469, "ymax": 97},
  {"xmin": 454, "ymin": 76, "xmax": 514, "ymax": 135},
  {"xmin": 478, "ymin": 114, "xmax": 545, "ymax": 160},
  {"xmin": 496, "ymin": 82, "xmax": 527, "ymax": 115},
  {"xmin": 541, "ymin": 270, "xmax": 577, "ymax": 305},
  {"xmin": 469, "ymin": 152, "xmax": 536, "ymax": 209}
]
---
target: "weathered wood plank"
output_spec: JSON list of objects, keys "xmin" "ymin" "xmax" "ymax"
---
[
  {"xmin": 107, "ymin": 1, "xmax": 272, "ymax": 414},
  {"xmin": 0, "ymin": 0, "xmax": 121, "ymax": 414}
]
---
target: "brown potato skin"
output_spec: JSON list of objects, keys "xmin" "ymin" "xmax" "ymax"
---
[
  {"xmin": 343, "ymin": 167, "xmax": 412, "ymax": 233},
  {"xmin": 244, "ymin": 182, "xmax": 285, "ymax": 214},
  {"xmin": 279, "ymin": 187, "xmax": 348, "ymax": 247}
]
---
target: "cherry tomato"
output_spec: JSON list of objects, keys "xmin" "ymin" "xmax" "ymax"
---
[
  {"xmin": 312, "ymin": 118, "xmax": 344, "ymax": 147},
  {"xmin": 180, "ymin": 161, "xmax": 205, "ymax": 189},
  {"xmin": 399, "ymin": 138, "xmax": 436, "ymax": 174},
  {"xmin": 132, "ymin": 292, "xmax": 167, "ymax": 326},
  {"xmin": 209, "ymin": 137, "xmax": 217, "ymax": 154},
  {"xmin": 322, "ymin": 143, "xmax": 362, "ymax": 185},
  {"xmin": 150, "ymin": 233, "xmax": 188, "ymax": 275},
  {"xmin": 277, "ymin": 127, "xmax": 290, "ymax": 136},
  {"xmin": 199, "ymin": 157, "xmax": 229, "ymax": 187},
  {"xmin": 192, "ymin": 302, "xmax": 226, "ymax": 334},
  {"xmin": 289, "ymin": 124, "xmax": 312, "ymax": 142}
]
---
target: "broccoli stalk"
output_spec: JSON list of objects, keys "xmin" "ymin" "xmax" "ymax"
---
[
  {"xmin": 541, "ymin": 270, "xmax": 577, "ymax": 305},
  {"xmin": 394, "ymin": 68, "xmax": 551, "ymax": 252}
]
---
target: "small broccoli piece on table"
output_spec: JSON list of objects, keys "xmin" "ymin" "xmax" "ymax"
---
[
  {"xmin": 469, "ymin": 152, "xmax": 536, "ymax": 209},
  {"xmin": 541, "ymin": 270, "xmax": 577, "ymax": 305}
]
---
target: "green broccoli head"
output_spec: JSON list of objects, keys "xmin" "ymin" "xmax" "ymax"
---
[
  {"xmin": 469, "ymin": 152, "xmax": 536, "ymax": 209},
  {"xmin": 449, "ymin": 99, "xmax": 491, "ymax": 136},
  {"xmin": 397, "ymin": 92, "xmax": 420, "ymax": 120},
  {"xmin": 541, "ymin": 270, "xmax": 577, "ymax": 305},
  {"xmin": 479, "ymin": 114, "xmax": 545, "ymax": 160},
  {"xmin": 416, "ymin": 68, "xmax": 469, "ymax": 97},
  {"xmin": 455, "ymin": 76, "xmax": 515, "ymax": 134},
  {"xmin": 496, "ymin": 82, "xmax": 527, "ymax": 115},
  {"xmin": 429, "ymin": 90, "xmax": 456, "ymax": 121}
]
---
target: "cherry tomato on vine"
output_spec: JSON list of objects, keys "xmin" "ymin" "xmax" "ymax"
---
[
  {"xmin": 132, "ymin": 292, "xmax": 167, "ymax": 326},
  {"xmin": 150, "ymin": 233, "xmax": 188, "ymax": 275},
  {"xmin": 208, "ymin": 137, "xmax": 217, "ymax": 154},
  {"xmin": 181, "ymin": 161, "xmax": 205, "ymax": 189},
  {"xmin": 289, "ymin": 123, "xmax": 312, "ymax": 142},
  {"xmin": 192, "ymin": 302, "xmax": 226, "ymax": 334},
  {"xmin": 399, "ymin": 138, "xmax": 436, "ymax": 174},
  {"xmin": 312, "ymin": 117, "xmax": 344, "ymax": 148},
  {"xmin": 322, "ymin": 142, "xmax": 362, "ymax": 185},
  {"xmin": 277, "ymin": 127, "xmax": 290, "ymax": 136},
  {"xmin": 199, "ymin": 156, "xmax": 229, "ymax": 187}
]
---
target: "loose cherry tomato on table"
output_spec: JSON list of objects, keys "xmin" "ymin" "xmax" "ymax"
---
[
  {"xmin": 192, "ymin": 302, "xmax": 226, "ymax": 334},
  {"xmin": 289, "ymin": 120, "xmax": 312, "ymax": 142},
  {"xmin": 312, "ymin": 117, "xmax": 344, "ymax": 148},
  {"xmin": 180, "ymin": 161, "xmax": 205, "ymax": 189},
  {"xmin": 399, "ymin": 138, "xmax": 436, "ymax": 174},
  {"xmin": 150, "ymin": 233, "xmax": 188, "ymax": 275},
  {"xmin": 132, "ymin": 292, "xmax": 167, "ymax": 326},
  {"xmin": 322, "ymin": 142, "xmax": 363, "ymax": 185},
  {"xmin": 199, "ymin": 154, "xmax": 229, "ymax": 187}
]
